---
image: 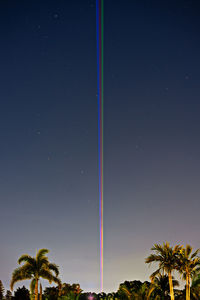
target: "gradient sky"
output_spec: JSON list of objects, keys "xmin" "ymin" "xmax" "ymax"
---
[{"xmin": 1, "ymin": 0, "xmax": 200, "ymax": 294}]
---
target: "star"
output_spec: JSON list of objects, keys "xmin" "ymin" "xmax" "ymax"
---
[{"xmin": 53, "ymin": 13, "xmax": 59, "ymax": 19}]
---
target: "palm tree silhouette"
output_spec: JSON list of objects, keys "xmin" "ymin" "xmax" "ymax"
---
[
  {"xmin": 10, "ymin": 249, "xmax": 61, "ymax": 300},
  {"xmin": 148, "ymin": 273, "xmax": 179, "ymax": 300},
  {"xmin": 176, "ymin": 245, "xmax": 200, "ymax": 300},
  {"xmin": 145, "ymin": 242, "xmax": 181, "ymax": 300}
]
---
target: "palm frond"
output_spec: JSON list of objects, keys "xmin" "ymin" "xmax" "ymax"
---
[
  {"xmin": 39, "ymin": 269, "xmax": 53, "ymax": 283},
  {"xmin": 18, "ymin": 255, "xmax": 36, "ymax": 266},
  {"xmin": 151, "ymin": 244, "xmax": 165, "ymax": 255},
  {"xmin": 48, "ymin": 263, "xmax": 59, "ymax": 276},
  {"xmin": 145, "ymin": 254, "xmax": 162, "ymax": 264},
  {"xmin": 38, "ymin": 257, "xmax": 49, "ymax": 269},
  {"xmin": 146, "ymin": 285, "xmax": 155, "ymax": 300},
  {"xmin": 186, "ymin": 244, "xmax": 192, "ymax": 257},
  {"xmin": 191, "ymin": 249, "xmax": 200, "ymax": 259},
  {"xmin": 121, "ymin": 287, "xmax": 131, "ymax": 298},
  {"xmin": 39, "ymin": 269, "xmax": 61, "ymax": 286},
  {"xmin": 17, "ymin": 263, "xmax": 34, "ymax": 275},
  {"xmin": 150, "ymin": 269, "xmax": 161, "ymax": 280},
  {"xmin": 36, "ymin": 249, "xmax": 49, "ymax": 262},
  {"xmin": 10, "ymin": 267, "xmax": 32, "ymax": 290}
]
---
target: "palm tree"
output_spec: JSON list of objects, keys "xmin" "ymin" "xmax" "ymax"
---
[
  {"xmin": 145, "ymin": 242, "xmax": 181, "ymax": 300},
  {"xmin": 0, "ymin": 280, "xmax": 5, "ymax": 300},
  {"xmin": 148, "ymin": 273, "xmax": 179, "ymax": 300},
  {"xmin": 190, "ymin": 273, "xmax": 200, "ymax": 299},
  {"xmin": 176, "ymin": 245, "xmax": 200, "ymax": 300},
  {"xmin": 133, "ymin": 282, "xmax": 150, "ymax": 300},
  {"xmin": 10, "ymin": 249, "xmax": 61, "ymax": 300},
  {"xmin": 117, "ymin": 284, "xmax": 131, "ymax": 300},
  {"xmin": 39, "ymin": 283, "xmax": 42, "ymax": 300},
  {"xmin": 118, "ymin": 282, "xmax": 150, "ymax": 300}
]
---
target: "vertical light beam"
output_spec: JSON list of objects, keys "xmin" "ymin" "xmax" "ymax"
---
[{"xmin": 96, "ymin": 0, "xmax": 104, "ymax": 292}]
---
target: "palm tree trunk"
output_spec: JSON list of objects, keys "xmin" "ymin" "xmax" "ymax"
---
[
  {"xmin": 188, "ymin": 275, "xmax": 191, "ymax": 300},
  {"xmin": 186, "ymin": 276, "xmax": 189, "ymax": 300},
  {"xmin": 186, "ymin": 274, "xmax": 191, "ymax": 300},
  {"xmin": 35, "ymin": 279, "xmax": 38, "ymax": 300},
  {"xmin": 168, "ymin": 271, "xmax": 174, "ymax": 300},
  {"xmin": 146, "ymin": 290, "xmax": 152, "ymax": 300},
  {"xmin": 39, "ymin": 283, "xmax": 42, "ymax": 300}
]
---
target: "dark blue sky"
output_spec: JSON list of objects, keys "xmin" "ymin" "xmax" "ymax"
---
[{"xmin": 1, "ymin": 0, "xmax": 200, "ymax": 293}]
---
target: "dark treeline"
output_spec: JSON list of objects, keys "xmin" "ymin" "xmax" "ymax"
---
[
  {"xmin": 2, "ymin": 242, "xmax": 200, "ymax": 300},
  {"xmin": 1, "ymin": 278, "xmax": 200, "ymax": 300}
]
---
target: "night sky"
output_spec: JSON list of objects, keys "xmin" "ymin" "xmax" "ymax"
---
[{"xmin": 1, "ymin": 0, "xmax": 200, "ymax": 293}]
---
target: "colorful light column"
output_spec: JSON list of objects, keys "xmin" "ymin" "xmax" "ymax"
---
[{"xmin": 96, "ymin": 0, "xmax": 104, "ymax": 293}]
